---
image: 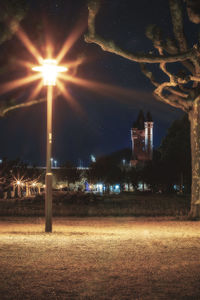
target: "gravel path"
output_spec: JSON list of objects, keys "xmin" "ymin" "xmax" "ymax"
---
[{"xmin": 0, "ymin": 217, "xmax": 200, "ymax": 299}]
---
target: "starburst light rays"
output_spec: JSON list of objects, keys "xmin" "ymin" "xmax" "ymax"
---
[
  {"xmin": 0, "ymin": 74, "xmax": 42, "ymax": 96},
  {"xmin": 0, "ymin": 21, "xmax": 151, "ymax": 118},
  {"xmin": 56, "ymin": 20, "xmax": 87, "ymax": 64},
  {"xmin": 58, "ymin": 73, "xmax": 153, "ymax": 103},
  {"xmin": 56, "ymin": 80, "xmax": 84, "ymax": 115},
  {"xmin": 15, "ymin": 27, "xmax": 43, "ymax": 64},
  {"xmin": 28, "ymin": 80, "xmax": 44, "ymax": 101}
]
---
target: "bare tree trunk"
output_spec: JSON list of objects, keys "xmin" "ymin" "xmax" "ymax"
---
[
  {"xmin": 189, "ymin": 101, "xmax": 200, "ymax": 218},
  {"xmin": 25, "ymin": 183, "xmax": 30, "ymax": 197},
  {"xmin": 180, "ymin": 172, "xmax": 183, "ymax": 194}
]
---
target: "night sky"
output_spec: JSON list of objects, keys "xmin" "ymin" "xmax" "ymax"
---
[{"xmin": 0, "ymin": 0, "xmax": 190, "ymax": 167}]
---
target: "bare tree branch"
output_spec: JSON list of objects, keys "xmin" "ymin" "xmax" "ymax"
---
[
  {"xmin": 154, "ymin": 82, "xmax": 191, "ymax": 112},
  {"xmin": 140, "ymin": 63, "xmax": 188, "ymax": 98},
  {"xmin": 186, "ymin": 0, "xmax": 200, "ymax": 24},
  {"xmin": 0, "ymin": 98, "xmax": 46, "ymax": 117},
  {"xmin": 169, "ymin": 0, "xmax": 188, "ymax": 52},
  {"xmin": 85, "ymin": 0, "xmax": 199, "ymax": 112},
  {"xmin": 163, "ymin": 38, "xmax": 195, "ymax": 73},
  {"xmin": 85, "ymin": 0, "xmax": 200, "ymax": 217},
  {"xmin": 85, "ymin": 34, "xmax": 195, "ymax": 64},
  {"xmin": 190, "ymin": 75, "xmax": 200, "ymax": 82},
  {"xmin": 85, "ymin": 0, "xmax": 195, "ymax": 64}
]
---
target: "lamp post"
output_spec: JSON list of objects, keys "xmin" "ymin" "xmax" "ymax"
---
[
  {"xmin": 17, "ymin": 180, "xmax": 21, "ymax": 198},
  {"xmin": 32, "ymin": 59, "xmax": 67, "ymax": 232}
]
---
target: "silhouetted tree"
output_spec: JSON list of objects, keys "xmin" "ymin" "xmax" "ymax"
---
[
  {"xmin": 56, "ymin": 162, "xmax": 80, "ymax": 185},
  {"xmin": 89, "ymin": 153, "xmax": 125, "ymax": 192},
  {"xmin": 128, "ymin": 166, "xmax": 141, "ymax": 191},
  {"xmin": 85, "ymin": 0, "xmax": 200, "ymax": 217},
  {"xmin": 0, "ymin": 1, "xmax": 47, "ymax": 116},
  {"xmin": 159, "ymin": 115, "xmax": 191, "ymax": 191}
]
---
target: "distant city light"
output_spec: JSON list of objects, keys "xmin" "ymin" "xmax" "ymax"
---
[
  {"xmin": 96, "ymin": 183, "xmax": 103, "ymax": 193},
  {"xmin": 91, "ymin": 154, "xmax": 96, "ymax": 162}
]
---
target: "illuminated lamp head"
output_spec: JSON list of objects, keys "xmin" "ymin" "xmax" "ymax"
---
[{"xmin": 32, "ymin": 59, "xmax": 67, "ymax": 86}]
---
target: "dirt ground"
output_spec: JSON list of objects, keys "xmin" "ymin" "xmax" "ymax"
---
[{"xmin": 0, "ymin": 217, "xmax": 200, "ymax": 299}]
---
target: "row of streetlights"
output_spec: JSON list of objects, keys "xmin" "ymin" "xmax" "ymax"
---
[{"xmin": 50, "ymin": 158, "xmax": 58, "ymax": 168}]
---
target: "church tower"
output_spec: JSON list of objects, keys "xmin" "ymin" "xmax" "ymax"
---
[
  {"xmin": 144, "ymin": 112, "xmax": 153, "ymax": 160},
  {"xmin": 130, "ymin": 111, "xmax": 153, "ymax": 166}
]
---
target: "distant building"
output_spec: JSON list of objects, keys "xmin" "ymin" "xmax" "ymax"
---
[{"xmin": 130, "ymin": 110, "xmax": 153, "ymax": 166}]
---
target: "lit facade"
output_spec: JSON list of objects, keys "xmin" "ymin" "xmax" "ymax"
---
[{"xmin": 130, "ymin": 111, "xmax": 153, "ymax": 166}]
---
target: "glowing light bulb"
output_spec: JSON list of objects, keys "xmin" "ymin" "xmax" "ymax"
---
[{"xmin": 32, "ymin": 59, "xmax": 67, "ymax": 86}]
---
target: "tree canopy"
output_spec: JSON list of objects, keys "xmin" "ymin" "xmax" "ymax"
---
[
  {"xmin": 85, "ymin": 0, "xmax": 200, "ymax": 112},
  {"xmin": 85, "ymin": 0, "xmax": 200, "ymax": 217}
]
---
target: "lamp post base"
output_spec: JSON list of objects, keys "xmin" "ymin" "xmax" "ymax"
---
[{"xmin": 45, "ymin": 173, "xmax": 52, "ymax": 232}]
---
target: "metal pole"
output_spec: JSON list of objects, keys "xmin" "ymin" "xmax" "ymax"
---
[{"xmin": 45, "ymin": 85, "xmax": 53, "ymax": 232}]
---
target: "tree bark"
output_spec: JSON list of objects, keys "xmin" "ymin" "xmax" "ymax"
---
[{"xmin": 189, "ymin": 101, "xmax": 200, "ymax": 218}]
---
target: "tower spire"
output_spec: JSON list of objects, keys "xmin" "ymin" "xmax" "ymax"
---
[
  {"xmin": 144, "ymin": 112, "xmax": 153, "ymax": 160},
  {"xmin": 131, "ymin": 111, "xmax": 153, "ymax": 166}
]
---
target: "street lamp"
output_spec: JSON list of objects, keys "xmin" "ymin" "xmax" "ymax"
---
[
  {"xmin": 54, "ymin": 160, "xmax": 57, "ymax": 168},
  {"xmin": 16, "ymin": 180, "xmax": 21, "ymax": 198},
  {"xmin": 32, "ymin": 59, "xmax": 67, "ymax": 232},
  {"xmin": 50, "ymin": 157, "xmax": 53, "ymax": 168}
]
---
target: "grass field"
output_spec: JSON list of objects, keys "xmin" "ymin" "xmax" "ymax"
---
[
  {"xmin": 0, "ymin": 217, "xmax": 200, "ymax": 299},
  {"xmin": 0, "ymin": 192, "xmax": 190, "ymax": 217}
]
